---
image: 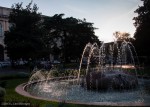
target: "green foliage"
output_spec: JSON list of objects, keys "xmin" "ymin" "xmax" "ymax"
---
[
  {"xmin": 0, "ymin": 87, "xmax": 6, "ymax": 104},
  {"xmin": 63, "ymin": 63, "xmax": 79, "ymax": 69},
  {"xmin": 0, "ymin": 72, "xmax": 30, "ymax": 80},
  {"xmin": 46, "ymin": 68, "xmax": 78, "ymax": 77},
  {"xmin": 0, "ymin": 87, "xmax": 5, "ymax": 97},
  {"xmin": 133, "ymin": 0, "xmax": 150, "ymax": 58},
  {"xmin": 43, "ymin": 15, "xmax": 100, "ymax": 63},
  {"xmin": 4, "ymin": 2, "xmax": 100, "ymax": 63},
  {"xmin": 113, "ymin": 31, "xmax": 133, "ymax": 42},
  {"xmin": 4, "ymin": 2, "xmax": 44, "ymax": 60},
  {"xmin": 0, "ymin": 81, "xmax": 7, "ymax": 88}
]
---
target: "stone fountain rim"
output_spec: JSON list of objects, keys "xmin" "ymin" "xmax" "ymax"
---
[{"xmin": 15, "ymin": 77, "xmax": 150, "ymax": 106}]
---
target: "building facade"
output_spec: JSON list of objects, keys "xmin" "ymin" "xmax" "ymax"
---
[{"xmin": 0, "ymin": 6, "xmax": 11, "ymax": 61}]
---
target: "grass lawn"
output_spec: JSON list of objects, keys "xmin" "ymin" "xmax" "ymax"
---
[
  {"xmin": 1, "ymin": 76, "xmax": 59, "ymax": 107},
  {"xmin": 0, "ymin": 70, "xmax": 102, "ymax": 107}
]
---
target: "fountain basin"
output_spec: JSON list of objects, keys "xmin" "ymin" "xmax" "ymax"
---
[
  {"xmin": 82, "ymin": 71, "xmax": 138, "ymax": 90},
  {"xmin": 16, "ymin": 77, "xmax": 150, "ymax": 106}
]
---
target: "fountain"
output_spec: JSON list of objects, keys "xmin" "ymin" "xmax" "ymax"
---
[
  {"xmin": 15, "ymin": 41, "xmax": 150, "ymax": 106},
  {"xmin": 79, "ymin": 41, "xmax": 138, "ymax": 91}
]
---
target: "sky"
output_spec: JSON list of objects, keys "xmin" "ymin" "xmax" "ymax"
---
[{"xmin": 0, "ymin": 0, "xmax": 142, "ymax": 43}]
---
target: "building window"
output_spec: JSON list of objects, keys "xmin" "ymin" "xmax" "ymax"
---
[{"xmin": 0, "ymin": 23, "xmax": 3, "ymax": 37}]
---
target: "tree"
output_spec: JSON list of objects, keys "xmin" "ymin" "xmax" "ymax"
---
[
  {"xmin": 133, "ymin": 0, "xmax": 150, "ymax": 57},
  {"xmin": 4, "ymin": 2, "xmax": 100, "ymax": 64},
  {"xmin": 113, "ymin": 31, "xmax": 132, "ymax": 42},
  {"xmin": 43, "ymin": 14, "xmax": 100, "ymax": 63},
  {"xmin": 4, "ymin": 2, "xmax": 45, "ymax": 61}
]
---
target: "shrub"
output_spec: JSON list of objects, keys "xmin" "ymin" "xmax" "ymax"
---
[
  {"xmin": 0, "ymin": 87, "xmax": 6, "ymax": 105},
  {"xmin": 0, "ymin": 81, "xmax": 7, "ymax": 88},
  {"xmin": 0, "ymin": 72, "xmax": 30, "ymax": 80}
]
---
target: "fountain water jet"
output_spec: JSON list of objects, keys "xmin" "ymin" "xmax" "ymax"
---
[
  {"xmin": 79, "ymin": 41, "xmax": 139, "ymax": 91},
  {"xmin": 15, "ymin": 41, "xmax": 150, "ymax": 106}
]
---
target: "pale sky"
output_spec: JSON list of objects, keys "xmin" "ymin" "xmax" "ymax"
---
[{"xmin": 0, "ymin": 0, "xmax": 142, "ymax": 42}]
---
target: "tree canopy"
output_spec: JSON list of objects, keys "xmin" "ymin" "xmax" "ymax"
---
[
  {"xmin": 4, "ymin": 2, "xmax": 100, "ymax": 63},
  {"xmin": 4, "ymin": 2, "xmax": 44, "ymax": 60},
  {"xmin": 113, "ymin": 31, "xmax": 132, "ymax": 42},
  {"xmin": 133, "ymin": 0, "xmax": 150, "ymax": 57},
  {"xmin": 43, "ymin": 14, "xmax": 100, "ymax": 62}
]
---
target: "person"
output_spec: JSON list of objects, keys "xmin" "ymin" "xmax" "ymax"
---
[{"xmin": 29, "ymin": 58, "xmax": 34, "ymax": 72}]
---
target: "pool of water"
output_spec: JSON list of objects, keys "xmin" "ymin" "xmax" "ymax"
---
[{"xmin": 26, "ymin": 79, "xmax": 150, "ymax": 103}]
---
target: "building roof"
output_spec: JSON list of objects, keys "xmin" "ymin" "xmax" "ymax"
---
[{"xmin": 0, "ymin": 6, "xmax": 11, "ymax": 18}]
